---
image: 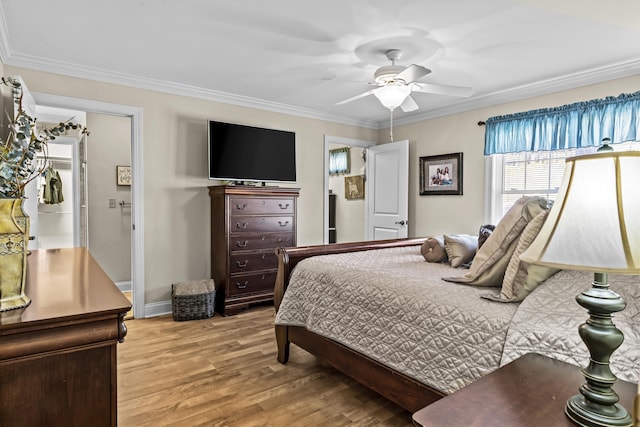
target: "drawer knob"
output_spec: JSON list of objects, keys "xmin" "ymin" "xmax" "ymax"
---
[
  {"xmin": 235, "ymin": 203, "xmax": 247, "ymax": 210},
  {"xmin": 278, "ymin": 220, "xmax": 289, "ymax": 227},
  {"xmin": 236, "ymin": 240, "xmax": 248, "ymax": 248},
  {"xmin": 236, "ymin": 260, "xmax": 248, "ymax": 268},
  {"xmin": 278, "ymin": 203, "xmax": 290, "ymax": 209},
  {"xmin": 236, "ymin": 281, "xmax": 248, "ymax": 289},
  {"xmin": 236, "ymin": 222, "xmax": 248, "ymax": 229}
]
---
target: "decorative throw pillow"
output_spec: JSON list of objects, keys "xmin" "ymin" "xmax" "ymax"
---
[
  {"xmin": 443, "ymin": 234, "xmax": 478, "ymax": 268},
  {"xmin": 421, "ymin": 236, "xmax": 448, "ymax": 263},
  {"xmin": 443, "ymin": 196, "xmax": 548, "ymax": 286},
  {"xmin": 485, "ymin": 210, "xmax": 560, "ymax": 302},
  {"xmin": 478, "ymin": 224, "xmax": 496, "ymax": 249}
]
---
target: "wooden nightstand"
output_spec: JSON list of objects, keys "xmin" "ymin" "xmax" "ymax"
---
[{"xmin": 412, "ymin": 353, "xmax": 636, "ymax": 427}]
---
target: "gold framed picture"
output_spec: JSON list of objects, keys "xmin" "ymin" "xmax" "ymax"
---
[
  {"xmin": 344, "ymin": 175, "xmax": 365, "ymax": 200},
  {"xmin": 116, "ymin": 165, "xmax": 132, "ymax": 186}
]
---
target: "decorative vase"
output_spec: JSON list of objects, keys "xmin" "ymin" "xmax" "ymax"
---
[{"xmin": 0, "ymin": 198, "xmax": 31, "ymax": 312}]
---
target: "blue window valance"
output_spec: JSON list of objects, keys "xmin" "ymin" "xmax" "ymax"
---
[{"xmin": 484, "ymin": 91, "xmax": 640, "ymax": 155}]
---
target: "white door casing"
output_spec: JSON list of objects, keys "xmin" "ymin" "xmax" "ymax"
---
[{"xmin": 366, "ymin": 140, "xmax": 409, "ymax": 240}]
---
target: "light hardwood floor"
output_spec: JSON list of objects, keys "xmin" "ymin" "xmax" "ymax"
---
[{"xmin": 117, "ymin": 306, "xmax": 413, "ymax": 426}]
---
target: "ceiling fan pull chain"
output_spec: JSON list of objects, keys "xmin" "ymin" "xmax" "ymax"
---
[{"xmin": 389, "ymin": 108, "xmax": 394, "ymax": 142}]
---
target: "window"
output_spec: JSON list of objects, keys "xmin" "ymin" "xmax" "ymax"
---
[
  {"xmin": 486, "ymin": 141, "xmax": 639, "ymax": 224},
  {"xmin": 329, "ymin": 147, "xmax": 350, "ymax": 175},
  {"xmin": 483, "ymin": 91, "xmax": 640, "ymax": 223}
]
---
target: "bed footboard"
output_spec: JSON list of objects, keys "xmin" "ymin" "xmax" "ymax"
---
[{"xmin": 273, "ymin": 237, "xmax": 443, "ymax": 412}]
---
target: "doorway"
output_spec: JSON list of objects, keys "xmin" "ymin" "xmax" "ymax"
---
[
  {"xmin": 323, "ymin": 135, "xmax": 410, "ymax": 243},
  {"xmin": 31, "ymin": 106, "xmax": 86, "ymax": 250},
  {"xmin": 36, "ymin": 136, "xmax": 82, "ymax": 249},
  {"xmin": 32, "ymin": 92, "xmax": 145, "ymax": 319},
  {"xmin": 323, "ymin": 135, "xmax": 375, "ymax": 244}
]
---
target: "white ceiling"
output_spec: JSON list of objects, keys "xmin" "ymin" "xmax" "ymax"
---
[{"xmin": 1, "ymin": 0, "xmax": 639, "ymax": 128}]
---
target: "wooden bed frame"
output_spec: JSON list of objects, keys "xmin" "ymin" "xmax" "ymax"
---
[{"xmin": 273, "ymin": 237, "xmax": 446, "ymax": 413}]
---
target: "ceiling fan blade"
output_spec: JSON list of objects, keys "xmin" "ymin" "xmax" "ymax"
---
[
  {"xmin": 394, "ymin": 64, "xmax": 431, "ymax": 84},
  {"xmin": 400, "ymin": 95, "xmax": 419, "ymax": 112},
  {"xmin": 412, "ymin": 82, "xmax": 474, "ymax": 98},
  {"xmin": 335, "ymin": 88, "xmax": 377, "ymax": 105}
]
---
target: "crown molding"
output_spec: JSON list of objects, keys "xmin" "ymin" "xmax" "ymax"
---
[
  {"xmin": 4, "ymin": 40, "xmax": 639, "ymax": 131},
  {"xmin": 3, "ymin": 52, "xmax": 380, "ymax": 130},
  {"xmin": 382, "ymin": 58, "xmax": 640, "ymax": 128}
]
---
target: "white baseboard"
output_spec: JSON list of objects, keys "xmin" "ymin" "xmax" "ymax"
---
[
  {"xmin": 143, "ymin": 300, "xmax": 172, "ymax": 318},
  {"xmin": 114, "ymin": 281, "xmax": 170, "ymax": 318},
  {"xmin": 115, "ymin": 281, "xmax": 132, "ymax": 292}
]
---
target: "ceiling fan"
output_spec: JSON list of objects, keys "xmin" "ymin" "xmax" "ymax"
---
[{"xmin": 336, "ymin": 49, "xmax": 474, "ymax": 112}]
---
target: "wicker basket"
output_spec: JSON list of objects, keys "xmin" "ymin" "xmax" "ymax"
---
[{"xmin": 171, "ymin": 279, "xmax": 215, "ymax": 321}]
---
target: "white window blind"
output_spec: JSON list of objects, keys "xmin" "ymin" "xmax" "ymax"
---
[{"xmin": 487, "ymin": 141, "xmax": 639, "ymax": 224}]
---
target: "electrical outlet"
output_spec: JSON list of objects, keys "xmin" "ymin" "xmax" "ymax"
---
[{"xmin": 108, "ymin": 198, "xmax": 116, "ymax": 208}]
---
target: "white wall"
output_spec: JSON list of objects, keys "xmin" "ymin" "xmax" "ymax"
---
[{"xmin": 86, "ymin": 113, "xmax": 132, "ymax": 283}]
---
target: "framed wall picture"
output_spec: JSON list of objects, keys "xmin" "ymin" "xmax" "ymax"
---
[
  {"xmin": 344, "ymin": 175, "xmax": 365, "ymax": 200},
  {"xmin": 419, "ymin": 152, "xmax": 463, "ymax": 195},
  {"xmin": 116, "ymin": 165, "xmax": 132, "ymax": 186}
]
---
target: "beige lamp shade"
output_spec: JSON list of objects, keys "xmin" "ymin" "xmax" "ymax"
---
[{"xmin": 520, "ymin": 151, "xmax": 640, "ymax": 274}]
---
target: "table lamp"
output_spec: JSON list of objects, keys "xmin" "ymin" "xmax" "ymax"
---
[{"xmin": 520, "ymin": 150, "xmax": 640, "ymax": 427}]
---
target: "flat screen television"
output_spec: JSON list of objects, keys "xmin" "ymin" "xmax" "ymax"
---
[{"xmin": 208, "ymin": 120, "xmax": 296, "ymax": 184}]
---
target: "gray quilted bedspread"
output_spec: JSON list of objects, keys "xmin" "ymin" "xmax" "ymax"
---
[
  {"xmin": 274, "ymin": 246, "xmax": 518, "ymax": 394},
  {"xmin": 501, "ymin": 269, "xmax": 639, "ymax": 384},
  {"xmin": 275, "ymin": 246, "xmax": 640, "ymax": 393}
]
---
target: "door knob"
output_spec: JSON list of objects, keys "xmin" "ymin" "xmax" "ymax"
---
[{"xmin": 395, "ymin": 220, "xmax": 407, "ymax": 226}]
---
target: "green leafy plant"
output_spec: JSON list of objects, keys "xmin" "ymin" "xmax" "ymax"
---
[{"xmin": 0, "ymin": 77, "xmax": 88, "ymax": 198}]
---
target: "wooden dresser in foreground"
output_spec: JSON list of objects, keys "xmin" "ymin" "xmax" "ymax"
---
[
  {"xmin": 0, "ymin": 248, "xmax": 131, "ymax": 427},
  {"xmin": 209, "ymin": 185, "xmax": 299, "ymax": 315}
]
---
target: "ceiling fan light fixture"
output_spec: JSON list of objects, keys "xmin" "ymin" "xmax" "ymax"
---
[
  {"xmin": 374, "ymin": 65, "xmax": 406, "ymax": 84},
  {"xmin": 374, "ymin": 84, "xmax": 411, "ymax": 110}
]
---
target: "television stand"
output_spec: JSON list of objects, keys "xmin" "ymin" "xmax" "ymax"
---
[{"xmin": 228, "ymin": 181, "xmax": 268, "ymax": 187}]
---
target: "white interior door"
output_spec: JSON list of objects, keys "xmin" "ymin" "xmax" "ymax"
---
[
  {"xmin": 23, "ymin": 179, "xmax": 39, "ymax": 250},
  {"xmin": 366, "ymin": 140, "xmax": 409, "ymax": 240}
]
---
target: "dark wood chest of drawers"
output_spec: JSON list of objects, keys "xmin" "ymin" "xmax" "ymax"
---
[{"xmin": 209, "ymin": 185, "xmax": 299, "ymax": 315}]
